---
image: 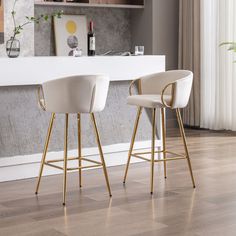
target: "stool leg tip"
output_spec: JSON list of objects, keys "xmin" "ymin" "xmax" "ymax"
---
[
  {"xmin": 63, "ymin": 203, "xmax": 66, "ymax": 206},
  {"xmin": 150, "ymin": 192, "xmax": 153, "ymax": 195},
  {"xmin": 35, "ymin": 192, "xmax": 38, "ymax": 195}
]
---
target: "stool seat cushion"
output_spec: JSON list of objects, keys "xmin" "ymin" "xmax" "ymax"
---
[
  {"xmin": 41, "ymin": 75, "xmax": 109, "ymax": 114},
  {"xmin": 127, "ymin": 94, "xmax": 172, "ymax": 108},
  {"xmin": 133, "ymin": 70, "xmax": 193, "ymax": 109}
]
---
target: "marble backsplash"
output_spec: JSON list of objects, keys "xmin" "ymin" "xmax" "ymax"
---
[{"xmin": 34, "ymin": 6, "xmax": 132, "ymax": 56}]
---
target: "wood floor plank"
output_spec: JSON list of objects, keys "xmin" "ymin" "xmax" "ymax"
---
[{"xmin": 1, "ymin": 128, "xmax": 236, "ymax": 235}]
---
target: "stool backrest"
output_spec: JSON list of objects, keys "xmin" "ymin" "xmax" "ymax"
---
[
  {"xmin": 42, "ymin": 75, "xmax": 109, "ymax": 113},
  {"xmin": 140, "ymin": 70, "xmax": 193, "ymax": 108}
]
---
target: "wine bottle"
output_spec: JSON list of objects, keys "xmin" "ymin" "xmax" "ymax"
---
[{"xmin": 88, "ymin": 21, "xmax": 96, "ymax": 56}]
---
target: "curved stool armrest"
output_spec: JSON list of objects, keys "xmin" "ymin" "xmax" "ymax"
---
[
  {"xmin": 38, "ymin": 86, "xmax": 46, "ymax": 111},
  {"xmin": 161, "ymin": 82, "xmax": 173, "ymax": 108},
  {"xmin": 129, "ymin": 78, "xmax": 141, "ymax": 95}
]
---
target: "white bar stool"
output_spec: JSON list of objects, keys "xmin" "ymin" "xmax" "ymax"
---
[
  {"xmin": 123, "ymin": 70, "xmax": 196, "ymax": 194},
  {"xmin": 35, "ymin": 75, "xmax": 112, "ymax": 205}
]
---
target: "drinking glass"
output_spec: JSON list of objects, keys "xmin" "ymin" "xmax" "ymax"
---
[{"xmin": 135, "ymin": 46, "xmax": 144, "ymax": 56}]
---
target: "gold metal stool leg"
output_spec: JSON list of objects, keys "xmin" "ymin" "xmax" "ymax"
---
[
  {"xmin": 77, "ymin": 113, "xmax": 82, "ymax": 188},
  {"xmin": 161, "ymin": 108, "xmax": 167, "ymax": 179},
  {"xmin": 176, "ymin": 108, "xmax": 196, "ymax": 188},
  {"xmin": 90, "ymin": 113, "xmax": 112, "ymax": 197},
  {"xmin": 151, "ymin": 108, "xmax": 156, "ymax": 195},
  {"xmin": 35, "ymin": 113, "xmax": 55, "ymax": 195},
  {"xmin": 63, "ymin": 114, "xmax": 69, "ymax": 206},
  {"xmin": 123, "ymin": 107, "xmax": 142, "ymax": 184}
]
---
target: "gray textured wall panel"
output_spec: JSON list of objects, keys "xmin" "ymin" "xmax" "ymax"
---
[
  {"xmin": 34, "ymin": 6, "xmax": 132, "ymax": 56},
  {"xmin": 0, "ymin": 82, "xmax": 152, "ymax": 158}
]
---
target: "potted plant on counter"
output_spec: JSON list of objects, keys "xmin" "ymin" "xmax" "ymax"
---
[{"xmin": 6, "ymin": 0, "xmax": 63, "ymax": 58}]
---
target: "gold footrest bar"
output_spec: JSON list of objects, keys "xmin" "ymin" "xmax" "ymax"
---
[
  {"xmin": 45, "ymin": 163, "xmax": 64, "ymax": 170},
  {"xmin": 131, "ymin": 152, "xmax": 187, "ymax": 163},
  {"xmin": 46, "ymin": 157, "xmax": 78, "ymax": 163},
  {"xmin": 134, "ymin": 150, "xmax": 185, "ymax": 158},
  {"xmin": 134, "ymin": 150, "xmax": 164, "ymax": 156},
  {"xmin": 46, "ymin": 157, "xmax": 102, "ymax": 165},
  {"xmin": 164, "ymin": 151, "xmax": 186, "ymax": 158},
  {"xmin": 45, "ymin": 162, "xmax": 102, "ymax": 171},
  {"xmin": 81, "ymin": 157, "xmax": 102, "ymax": 165},
  {"xmin": 67, "ymin": 164, "xmax": 102, "ymax": 171},
  {"xmin": 154, "ymin": 157, "xmax": 186, "ymax": 162},
  {"xmin": 131, "ymin": 154, "xmax": 150, "ymax": 161}
]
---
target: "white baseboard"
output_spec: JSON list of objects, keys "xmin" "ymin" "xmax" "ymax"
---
[{"xmin": 0, "ymin": 140, "xmax": 162, "ymax": 182}]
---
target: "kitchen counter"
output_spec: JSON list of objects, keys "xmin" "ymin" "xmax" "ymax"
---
[
  {"xmin": 0, "ymin": 55, "xmax": 165, "ymax": 182},
  {"xmin": 0, "ymin": 56, "xmax": 165, "ymax": 86}
]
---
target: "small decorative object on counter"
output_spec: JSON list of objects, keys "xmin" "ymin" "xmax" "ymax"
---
[
  {"xmin": 54, "ymin": 14, "xmax": 87, "ymax": 56},
  {"xmin": 6, "ymin": 0, "xmax": 63, "ymax": 58},
  {"xmin": 73, "ymin": 47, "xmax": 82, "ymax": 57},
  {"xmin": 135, "ymin": 46, "xmax": 144, "ymax": 56},
  {"xmin": 88, "ymin": 21, "xmax": 96, "ymax": 56},
  {"xmin": 6, "ymin": 36, "xmax": 20, "ymax": 58}
]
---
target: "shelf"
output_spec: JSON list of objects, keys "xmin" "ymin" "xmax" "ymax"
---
[{"xmin": 34, "ymin": 1, "xmax": 145, "ymax": 9}]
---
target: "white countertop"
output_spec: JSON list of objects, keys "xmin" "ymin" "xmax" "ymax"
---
[{"xmin": 0, "ymin": 56, "xmax": 165, "ymax": 86}]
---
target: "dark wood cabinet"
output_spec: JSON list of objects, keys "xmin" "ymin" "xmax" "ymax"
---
[
  {"xmin": 89, "ymin": 0, "xmax": 144, "ymax": 5},
  {"xmin": 36, "ymin": 0, "xmax": 145, "ymax": 8}
]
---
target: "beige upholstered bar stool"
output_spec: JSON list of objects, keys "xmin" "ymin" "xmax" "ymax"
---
[
  {"xmin": 35, "ymin": 75, "xmax": 112, "ymax": 205},
  {"xmin": 123, "ymin": 70, "xmax": 196, "ymax": 194}
]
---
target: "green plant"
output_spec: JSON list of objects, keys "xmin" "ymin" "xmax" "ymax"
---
[
  {"xmin": 8, "ymin": 0, "xmax": 63, "ymax": 56},
  {"xmin": 220, "ymin": 42, "xmax": 236, "ymax": 62},
  {"xmin": 220, "ymin": 42, "xmax": 236, "ymax": 52}
]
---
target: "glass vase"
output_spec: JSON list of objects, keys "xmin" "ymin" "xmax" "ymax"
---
[{"xmin": 6, "ymin": 37, "xmax": 20, "ymax": 58}]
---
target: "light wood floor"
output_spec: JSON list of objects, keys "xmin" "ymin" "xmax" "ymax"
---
[{"xmin": 1, "ymin": 129, "xmax": 236, "ymax": 236}]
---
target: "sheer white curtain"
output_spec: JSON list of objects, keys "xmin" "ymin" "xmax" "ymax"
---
[{"xmin": 201, "ymin": 0, "xmax": 236, "ymax": 130}]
